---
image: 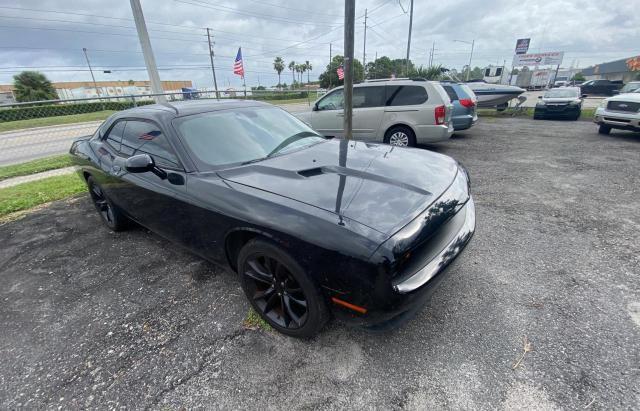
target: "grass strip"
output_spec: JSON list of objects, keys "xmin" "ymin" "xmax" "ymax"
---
[
  {"xmin": 0, "ymin": 173, "xmax": 86, "ymax": 217},
  {"xmin": 0, "ymin": 154, "xmax": 75, "ymax": 181},
  {"xmin": 0, "ymin": 110, "xmax": 115, "ymax": 133}
]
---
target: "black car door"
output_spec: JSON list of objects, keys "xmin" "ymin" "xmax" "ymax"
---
[{"xmin": 108, "ymin": 119, "xmax": 191, "ymax": 244}]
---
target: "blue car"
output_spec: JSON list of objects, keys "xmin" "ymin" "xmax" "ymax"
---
[{"xmin": 441, "ymin": 82, "xmax": 478, "ymax": 131}]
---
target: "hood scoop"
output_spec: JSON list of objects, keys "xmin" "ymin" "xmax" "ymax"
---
[{"xmin": 297, "ymin": 166, "xmax": 431, "ymax": 196}]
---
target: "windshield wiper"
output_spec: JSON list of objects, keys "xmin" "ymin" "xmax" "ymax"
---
[{"xmin": 266, "ymin": 131, "xmax": 320, "ymax": 158}]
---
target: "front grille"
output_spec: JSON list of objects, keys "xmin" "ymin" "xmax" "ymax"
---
[
  {"xmin": 546, "ymin": 104, "xmax": 567, "ymax": 111},
  {"xmin": 607, "ymin": 101, "xmax": 640, "ymax": 112},
  {"xmin": 604, "ymin": 117, "xmax": 631, "ymax": 123}
]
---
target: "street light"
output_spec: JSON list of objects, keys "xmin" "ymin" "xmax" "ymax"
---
[{"xmin": 454, "ymin": 39, "xmax": 475, "ymax": 81}]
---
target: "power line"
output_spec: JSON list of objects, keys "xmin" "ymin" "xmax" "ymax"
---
[
  {"xmin": 0, "ymin": 7, "xmax": 341, "ymax": 45},
  {"xmin": 172, "ymin": 0, "xmax": 342, "ymax": 27}
]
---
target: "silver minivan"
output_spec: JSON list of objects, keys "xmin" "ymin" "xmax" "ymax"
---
[{"xmin": 295, "ymin": 79, "xmax": 454, "ymax": 147}]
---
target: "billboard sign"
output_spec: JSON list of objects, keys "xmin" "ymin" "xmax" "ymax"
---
[
  {"xmin": 513, "ymin": 52, "xmax": 564, "ymax": 67},
  {"xmin": 514, "ymin": 38, "xmax": 530, "ymax": 55}
]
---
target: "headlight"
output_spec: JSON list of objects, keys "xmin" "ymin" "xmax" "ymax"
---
[
  {"xmin": 569, "ymin": 100, "xmax": 581, "ymax": 106},
  {"xmin": 392, "ymin": 166, "xmax": 470, "ymax": 244},
  {"xmin": 598, "ymin": 100, "xmax": 607, "ymax": 108},
  {"xmin": 536, "ymin": 100, "xmax": 546, "ymax": 106}
]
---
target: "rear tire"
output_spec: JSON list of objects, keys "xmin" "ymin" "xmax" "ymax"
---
[
  {"xmin": 86, "ymin": 176, "xmax": 128, "ymax": 231},
  {"xmin": 384, "ymin": 125, "xmax": 416, "ymax": 147},
  {"xmin": 238, "ymin": 239, "xmax": 329, "ymax": 338},
  {"xmin": 496, "ymin": 103, "xmax": 508, "ymax": 112},
  {"xmin": 598, "ymin": 124, "xmax": 611, "ymax": 135}
]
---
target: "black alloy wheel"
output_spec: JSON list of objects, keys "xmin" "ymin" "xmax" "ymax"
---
[
  {"xmin": 238, "ymin": 239, "xmax": 328, "ymax": 337},
  {"xmin": 86, "ymin": 176, "xmax": 127, "ymax": 231}
]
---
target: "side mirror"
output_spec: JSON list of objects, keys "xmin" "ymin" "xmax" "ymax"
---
[
  {"xmin": 125, "ymin": 154, "xmax": 167, "ymax": 179},
  {"xmin": 312, "ymin": 103, "xmax": 319, "ymax": 111},
  {"xmin": 537, "ymin": 95, "xmax": 542, "ymax": 99},
  {"xmin": 581, "ymin": 94, "xmax": 588, "ymax": 98}
]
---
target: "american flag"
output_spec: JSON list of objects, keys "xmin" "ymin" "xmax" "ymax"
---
[
  {"xmin": 336, "ymin": 65, "xmax": 344, "ymax": 80},
  {"xmin": 233, "ymin": 47, "xmax": 244, "ymax": 77}
]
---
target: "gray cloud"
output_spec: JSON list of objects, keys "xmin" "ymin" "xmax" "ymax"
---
[{"xmin": 0, "ymin": 0, "xmax": 638, "ymax": 88}]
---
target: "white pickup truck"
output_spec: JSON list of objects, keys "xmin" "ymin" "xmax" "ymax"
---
[{"xmin": 594, "ymin": 92, "xmax": 640, "ymax": 135}]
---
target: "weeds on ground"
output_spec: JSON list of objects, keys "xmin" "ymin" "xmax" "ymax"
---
[{"xmin": 243, "ymin": 308, "xmax": 273, "ymax": 331}]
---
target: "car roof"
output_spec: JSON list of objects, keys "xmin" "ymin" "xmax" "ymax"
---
[{"xmin": 113, "ymin": 99, "xmax": 272, "ymax": 119}]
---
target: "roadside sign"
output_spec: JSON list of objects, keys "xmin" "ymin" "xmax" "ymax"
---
[
  {"xmin": 514, "ymin": 38, "xmax": 530, "ymax": 54},
  {"xmin": 513, "ymin": 51, "xmax": 564, "ymax": 67}
]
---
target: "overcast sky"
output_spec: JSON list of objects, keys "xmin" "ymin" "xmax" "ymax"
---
[{"xmin": 0, "ymin": 0, "xmax": 638, "ymax": 89}]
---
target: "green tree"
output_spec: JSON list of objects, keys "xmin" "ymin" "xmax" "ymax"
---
[
  {"xmin": 288, "ymin": 61, "xmax": 296, "ymax": 85},
  {"xmin": 572, "ymin": 72, "xmax": 585, "ymax": 81},
  {"xmin": 409, "ymin": 65, "xmax": 446, "ymax": 80},
  {"xmin": 273, "ymin": 56, "xmax": 285, "ymax": 88},
  {"xmin": 304, "ymin": 60, "xmax": 312, "ymax": 84},
  {"xmin": 318, "ymin": 55, "xmax": 364, "ymax": 89},
  {"xmin": 365, "ymin": 56, "xmax": 415, "ymax": 79},
  {"xmin": 13, "ymin": 71, "xmax": 57, "ymax": 102}
]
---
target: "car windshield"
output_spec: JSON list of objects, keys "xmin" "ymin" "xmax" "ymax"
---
[
  {"xmin": 620, "ymin": 82, "xmax": 640, "ymax": 93},
  {"xmin": 175, "ymin": 106, "xmax": 325, "ymax": 167},
  {"xmin": 544, "ymin": 89, "xmax": 579, "ymax": 98}
]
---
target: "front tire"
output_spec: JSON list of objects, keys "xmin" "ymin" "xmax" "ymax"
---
[
  {"xmin": 598, "ymin": 124, "xmax": 611, "ymax": 135},
  {"xmin": 86, "ymin": 176, "xmax": 128, "ymax": 231},
  {"xmin": 384, "ymin": 125, "xmax": 416, "ymax": 147},
  {"xmin": 238, "ymin": 239, "xmax": 329, "ymax": 338}
]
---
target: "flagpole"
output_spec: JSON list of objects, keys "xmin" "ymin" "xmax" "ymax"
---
[{"xmin": 243, "ymin": 75, "xmax": 247, "ymax": 99}]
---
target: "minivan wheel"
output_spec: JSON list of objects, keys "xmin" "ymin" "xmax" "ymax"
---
[
  {"xmin": 384, "ymin": 126, "xmax": 416, "ymax": 147},
  {"xmin": 238, "ymin": 239, "xmax": 329, "ymax": 338}
]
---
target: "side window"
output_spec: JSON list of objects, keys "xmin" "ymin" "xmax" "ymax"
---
[
  {"xmin": 353, "ymin": 86, "xmax": 385, "ymax": 108},
  {"xmin": 316, "ymin": 89, "xmax": 344, "ymax": 111},
  {"xmin": 442, "ymin": 85, "xmax": 458, "ymax": 101},
  {"xmin": 104, "ymin": 121, "xmax": 126, "ymax": 151},
  {"xmin": 385, "ymin": 85, "xmax": 428, "ymax": 106},
  {"xmin": 495, "ymin": 67, "xmax": 503, "ymax": 76},
  {"xmin": 120, "ymin": 120, "xmax": 181, "ymax": 169}
]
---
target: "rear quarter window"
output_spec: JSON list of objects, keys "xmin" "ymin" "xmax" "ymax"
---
[
  {"xmin": 385, "ymin": 85, "xmax": 428, "ymax": 106},
  {"xmin": 442, "ymin": 85, "xmax": 458, "ymax": 101}
]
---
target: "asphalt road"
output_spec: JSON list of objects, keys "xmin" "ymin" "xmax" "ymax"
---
[{"xmin": 1, "ymin": 118, "xmax": 639, "ymax": 409}]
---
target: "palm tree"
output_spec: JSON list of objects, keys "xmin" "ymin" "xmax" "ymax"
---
[
  {"xmin": 288, "ymin": 61, "xmax": 296, "ymax": 86},
  {"xmin": 273, "ymin": 57, "xmax": 285, "ymax": 89},
  {"xmin": 12, "ymin": 71, "xmax": 57, "ymax": 102},
  {"xmin": 305, "ymin": 60, "xmax": 312, "ymax": 84},
  {"xmin": 297, "ymin": 64, "xmax": 305, "ymax": 84}
]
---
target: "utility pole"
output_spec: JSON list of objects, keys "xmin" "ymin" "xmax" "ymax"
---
[
  {"xmin": 405, "ymin": 0, "xmax": 414, "ymax": 76},
  {"xmin": 467, "ymin": 39, "xmax": 475, "ymax": 81},
  {"xmin": 129, "ymin": 0, "xmax": 165, "ymax": 102},
  {"xmin": 343, "ymin": 0, "xmax": 355, "ymax": 139},
  {"xmin": 362, "ymin": 8, "xmax": 367, "ymax": 79},
  {"xmin": 82, "ymin": 48, "xmax": 100, "ymax": 97},
  {"xmin": 206, "ymin": 28, "xmax": 220, "ymax": 100},
  {"xmin": 429, "ymin": 41, "xmax": 435, "ymax": 67},
  {"xmin": 329, "ymin": 42, "xmax": 332, "ymax": 90}
]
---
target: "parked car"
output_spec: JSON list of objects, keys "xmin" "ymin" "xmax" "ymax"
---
[
  {"xmin": 615, "ymin": 81, "xmax": 640, "ymax": 94},
  {"xmin": 594, "ymin": 92, "xmax": 640, "ymax": 134},
  {"xmin": 69, "ymin": 100, "xmax": 476, "ymax": 337},
  {"xmin": 294, "ymin": 79, "xmax": 454, "ymax": 147},
  {"xmin": 440, "ymin": 81, "xmax": 478, "ymax": 131},
  {"xmin": 580, "ymin": 79, "xmax": 622, "ymax": 96},
  {"xmin": 533, "ymin": 87, "xmax": 585, "ymax": 120}
]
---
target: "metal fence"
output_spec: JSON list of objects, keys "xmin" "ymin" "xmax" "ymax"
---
[{"xmin": 0, "ymin": 89, "xmax": 322, "ymax": 168}]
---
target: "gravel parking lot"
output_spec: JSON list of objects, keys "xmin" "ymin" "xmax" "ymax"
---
[{"xmin": 1, "ymin": 118, "xmax": 639, "ymax": 409}]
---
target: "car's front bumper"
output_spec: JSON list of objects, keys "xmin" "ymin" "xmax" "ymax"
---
[
  {"xmin": 594, "ymin": 108, "xmax": 640, "ymax": 131},
  {"xmin": 333, "ymin": 196, "xmax": 476, "ymax": 329},
  {"xmin": 535, "ymin": 104, "xmax": 581, "ymax": 118}
]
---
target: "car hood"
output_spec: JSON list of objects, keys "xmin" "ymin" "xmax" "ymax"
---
[
  {"xmin": 217, "ymin": 139, "xmax": 459, "ymax": 235},
  {"xmin": 541, "ymin": 97, "xmax": 580, "ymax": 103},
  {"xmin": 606, "ymin": 93, "xmax": 640, "ymax": 103}
]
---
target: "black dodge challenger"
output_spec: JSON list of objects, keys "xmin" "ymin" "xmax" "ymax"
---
[{"xmin": 70, "ymin": 100, "xmax": 475, "ymax": 337}]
